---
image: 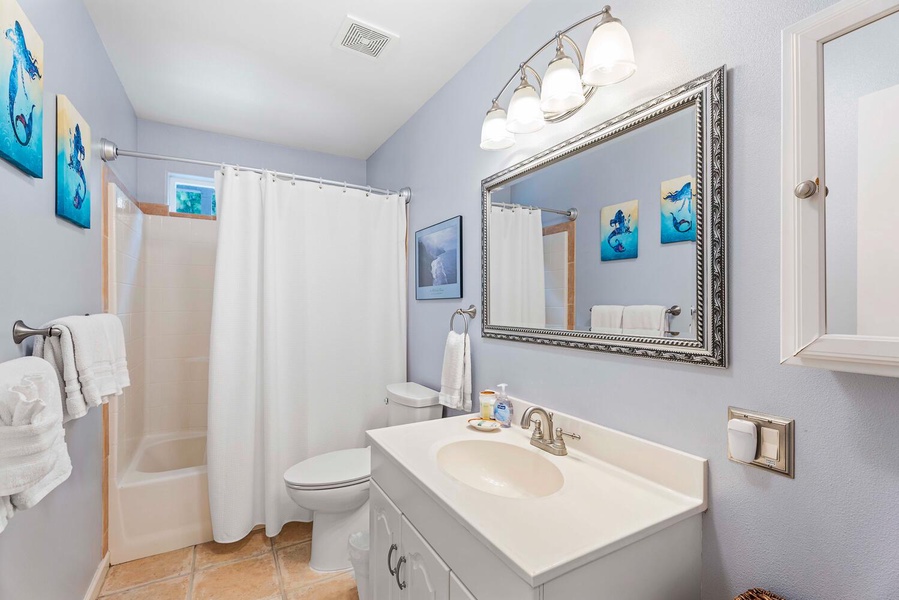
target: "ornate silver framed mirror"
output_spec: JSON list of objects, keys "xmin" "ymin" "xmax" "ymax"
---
[{"xmin": 481, "ymin": 66, "xmax": 727, "ymax": 367}]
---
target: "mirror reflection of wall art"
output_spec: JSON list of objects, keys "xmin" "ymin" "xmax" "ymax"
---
[
  {"xmin": 56, "ymin": 95, "xmax": 91, "ymax": 229},
  {"xmin": 660, "ymin": 175, "xmax": 696, "ymax": 244},
  {"xmin": 600, "ymin": 199, "xmax": 638, "ymax": 261},
  {"xmin": 0, "ymin": 0, "xmax": 43, "ymax": 178},
  {"xmin": 415, "ymin": 215, "xmax": 462, "ymax": 299}
]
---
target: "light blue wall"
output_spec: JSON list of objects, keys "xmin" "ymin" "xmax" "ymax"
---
[
  {"xmin": 507, "ymin": 107, "xmax": 696, "ymax": 333},
  {"xmin": 136, "ymin": 119, "xmax": 367, "ymax": 206},
  {"xmin": 367, "ymin": 1, "xmax": 899, "ymax": 598},
  {"xmin": 0, "ymin": 0, "xmax": 137, "ymax": 598}
]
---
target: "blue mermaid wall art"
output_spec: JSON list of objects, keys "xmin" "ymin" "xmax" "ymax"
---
[
  {"xmin": 56, "ymin": 95, "xmax": 92, "ymax": 228},
  {"xmin": 660, "ymin": 175, "xmax": 696, "ymax": 244},
  {"xmin": 0, "ymin": 0, "xmax": 43, "ymax": 177},
  {"xmin": 600, "ymin": 199, "xmax": 639, "ymax": 261}
]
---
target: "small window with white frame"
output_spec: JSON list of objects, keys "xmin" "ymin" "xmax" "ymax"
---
[{"xmin": 167, "ymin": 173, "xmax": 216, "ymax": 217}]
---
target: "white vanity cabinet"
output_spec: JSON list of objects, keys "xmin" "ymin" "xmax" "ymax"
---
[
  {"xmin": 449, "ymin": 573, "xmax": 476, "ymax": 600},
  {"xmin": 371, "ymin": 482, "xmax": 450, "ymax": 600},
  {"xmin": 367, "ymin": 411, "xmax": 707, "ymax": 600}
]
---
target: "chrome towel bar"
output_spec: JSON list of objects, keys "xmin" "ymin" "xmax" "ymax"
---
[{"xmin": 12, "ymin": 320, "xmax": 61, "ymax": 345}]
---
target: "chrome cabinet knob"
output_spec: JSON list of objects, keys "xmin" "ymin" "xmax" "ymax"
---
[{"xmin": 793, "ymin": 179, "xmax": 818, "ymax": 199}]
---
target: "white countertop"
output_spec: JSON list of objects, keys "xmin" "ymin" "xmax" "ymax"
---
[{"xmin": 367, "ymin": 405, "xmax": 707, "ymax": 587}]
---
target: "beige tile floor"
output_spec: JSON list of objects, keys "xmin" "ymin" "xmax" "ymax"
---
[{"xmin": 99, "ymin": 523, "xmax": 359, "ymax": 600}]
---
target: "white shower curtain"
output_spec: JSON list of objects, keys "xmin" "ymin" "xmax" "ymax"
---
[
  {"xmin": 207, "ymin": 167, "xmax": 406, "ymax": 542},
  {"xmin": 488, "ymin": 206, "xmax": 546, "ymax": 328}
]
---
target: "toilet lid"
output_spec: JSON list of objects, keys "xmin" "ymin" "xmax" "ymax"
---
[{"xmin": 284, "ymin": 447, "xmax": 371, "ymax": 489}]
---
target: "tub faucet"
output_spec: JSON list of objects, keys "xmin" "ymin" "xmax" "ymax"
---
[{"xmin": 520, "ymin": 406, "xmax": 580, "ymax": 456}]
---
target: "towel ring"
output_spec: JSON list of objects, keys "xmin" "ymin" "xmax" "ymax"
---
[{"xmin": 450, "ymin": 312, "xmax": 470, "ymax": 335}]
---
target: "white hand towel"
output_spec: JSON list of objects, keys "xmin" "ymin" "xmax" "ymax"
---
[
  {"xmin": 439, "ymin": 331, "xmax": 472, "ymax": 412},
  {"xmin": 32, "ymin": 314, "xmax": 130, "ymax": 422},
  {"xmin": 0, "ymin": 495, "xmax": 13, "ymax": 534},
  {"xmin": 622, "ymin": 305, "xmax": 667, "ymax": 337},
  {"xmin": 590, "ymin": 305, "xmax": 624, "ymax": 333},
  {"xmin": 0, "ymin": 358, "xmax": 71, "ymax": 522}
]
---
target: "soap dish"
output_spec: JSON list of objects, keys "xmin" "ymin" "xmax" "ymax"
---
[{"xmin": 467, "ymin": 418, "xmax": 501, "ymax": 432}]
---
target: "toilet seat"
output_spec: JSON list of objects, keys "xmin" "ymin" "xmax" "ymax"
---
[{"xmin": 284, "ymin": 447, "xmax": 370, "ymax": 491}]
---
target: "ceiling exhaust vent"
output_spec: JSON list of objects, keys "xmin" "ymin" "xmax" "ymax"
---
[{"xmin": 334, "ymin": 17, "xmax": 395, "ymax": 59}]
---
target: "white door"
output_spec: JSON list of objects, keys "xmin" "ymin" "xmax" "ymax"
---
[
  {"xmin": 371, "ymin": 482, "xmax": 402, "ymax": 600},
  {"xmin": 399, "ymin": 516, "xmax": 450, "ymax": 600},
  {"xmin": 449, "ymin": 572, "xmax": 476, "ymax": 600}
]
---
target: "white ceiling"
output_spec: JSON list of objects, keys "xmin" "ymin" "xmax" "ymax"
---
[{"xmin": 84, "ymin": 0, "xmax": 531, "ymax": 160}]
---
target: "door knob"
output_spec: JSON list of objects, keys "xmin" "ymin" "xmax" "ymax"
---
[{"xmin": 793, "ymin": 179, "xmax": 818, "ymax": 199}]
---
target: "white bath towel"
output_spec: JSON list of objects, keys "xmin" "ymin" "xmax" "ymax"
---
[
  {"xmin": 622, "ymin": 305, "xmax": 667, "ymax": 337},
  {"xmin": 439, "ymin": 331, "xmax": 472, "ymax": 412},
  {"xmin": 33, "ymin": 314, "xmax": 130, "ymax": 422},
  {"xmin": 590, "ymin": 305, "xmax": 624, "ymax": 333},
  {"xmin": 0, "ymin": 358, "xmax": 71, "ymax": 531}
]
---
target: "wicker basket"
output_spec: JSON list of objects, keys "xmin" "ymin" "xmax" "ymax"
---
[{"xmin": 735, "ymin": 589, "xmax": 787, "ymax": 600}]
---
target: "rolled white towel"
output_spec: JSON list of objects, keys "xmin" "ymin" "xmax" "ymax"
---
[{"xmin": 0, "ymin": 359, "xmax": 71, "ymax": 518}]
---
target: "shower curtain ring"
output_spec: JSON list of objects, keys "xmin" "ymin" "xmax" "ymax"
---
[
  {"xmin": 367, "ymin": 186, "xmax": 371, "ymax": 197},
  {"xmin": 319, "ymin": 177, "xmax": 323, "ymax": 189},
  {"xmin": 291, "ymin": 173, "xmax": 296, "ymax": 186},
  {"xmin": 343, "ymin": 181, "xmax": 347, "ymax": 193},
  {"xmin": 235, "ymin": 165, "xmax": 240, "ymax": 177}
]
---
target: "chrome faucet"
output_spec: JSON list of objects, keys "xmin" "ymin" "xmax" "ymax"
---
[{"xmin": 520, "ymin": 406, "xmax": 581, "ymax": 456}]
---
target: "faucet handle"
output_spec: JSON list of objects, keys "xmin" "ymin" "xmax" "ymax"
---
[
  {"xmin": 530, "ymin": 418, "xmax": 544, "ymax": 439},
  {"xmin": 554, "ymin": 427, "xmax": 581, "ymax": 442}
]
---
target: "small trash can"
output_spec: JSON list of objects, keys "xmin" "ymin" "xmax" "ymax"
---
[{"xmin": 348, "ymin": 531, "xmax": 371, "ymax": 600}]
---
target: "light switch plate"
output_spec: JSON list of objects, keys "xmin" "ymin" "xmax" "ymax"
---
[{"xmin": 727, "ymin": 407, "xmax": 794, "ymax": 478}]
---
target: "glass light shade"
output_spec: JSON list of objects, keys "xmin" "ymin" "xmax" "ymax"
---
[
  {"xmin": 480, "ymin": 106, "xmax": 515, "ymax": 150},
  {"xmin": 540, "ymin": 55, "xmax": 586, "ymax": 114},
  {"xmin": 582, "ymin": 20, "xmax": 637, "ymax": 86},
  {"xmin": 506, "ymin": 83, "xmax": 545, "ymax": 134}
]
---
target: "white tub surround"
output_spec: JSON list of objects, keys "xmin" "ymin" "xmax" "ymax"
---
[
  {"xmin": 109, "ymin": 432, "xmax": 211, "ymax": 564},
  {"xmin": 367, "ymin": 398, "xmax": 707, "ymax": 600}
]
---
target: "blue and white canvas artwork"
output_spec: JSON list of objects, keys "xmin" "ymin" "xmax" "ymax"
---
[
  {"xmin": 600, "ymin": 199, "xmax": 639, "ymax": 261},
  {"xmin": 56, "ymin": 95, "xmax": 91, "ymax": 228},
  {"xmin": 0, "ymin": 0, "xmax": 43, "ymax": 177},
  {"xmin": 660, "ymin": 175, "xmax": 696, "ymax": 244},
  {"xmin": 416, "ymin": 216, "xmax": 462, "ymax": 299}
]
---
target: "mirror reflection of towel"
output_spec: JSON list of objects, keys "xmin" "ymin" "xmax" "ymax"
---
[
  {"xmin": 622, "ymin": 305, "xmax": 667, "ymax": 336},
  {"xmin": 591, "ymin": 305, "xmax": 624, "ymax": 333}
]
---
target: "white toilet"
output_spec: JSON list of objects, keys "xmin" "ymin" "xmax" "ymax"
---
[{"xmin": 283, "ymin": 382, "xmax": 442, "ymax": 572}]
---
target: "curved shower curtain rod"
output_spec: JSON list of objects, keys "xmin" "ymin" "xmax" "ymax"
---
[{"xmin": 98, "ymin": 138, "xmax": 413, "ymax": 204}]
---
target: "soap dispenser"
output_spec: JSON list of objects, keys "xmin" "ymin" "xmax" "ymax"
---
[{"xmin": 494, "ymin": 383, "xmax": 512, "ymax": 427}]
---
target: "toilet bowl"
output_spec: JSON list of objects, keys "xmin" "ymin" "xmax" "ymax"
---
[
  {"xmin": 283, "ymin": 382, "xmax": 441, "ymax": 573},
  {"xmin": 284, "ymin": 447, "xmax": 371, "ymax": 572}
]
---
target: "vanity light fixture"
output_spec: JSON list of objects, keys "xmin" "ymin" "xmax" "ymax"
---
[
  {"xmin": 479, "ymin": 5, "xmax": 636, "ymax": 151},
  {"xmin": 506, "ymin": 66, "xmax": 546, "ymax": 134},
  {"xmin": 479, "ymin": 100, "xmax": 515, "ymax": 150}
]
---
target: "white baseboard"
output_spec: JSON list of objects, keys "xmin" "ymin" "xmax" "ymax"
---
[{"xmin": 84, "ymin": 552, "xmax": 110, "ymax": 600}]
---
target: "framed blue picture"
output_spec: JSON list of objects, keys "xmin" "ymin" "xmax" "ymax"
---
[
  {"xmin": 600, "ymin": 199, "xmax": 638, "ymax": 261},
  {"xmin": 415, "ymin": 216, "xmax": 462, "ymax": 300},
  {"xmin": 56, "ymin": 95, "xmax": 91, "ymax": 228},
  {"xmin": 0, "ymin": 0, "xmax": 43, "ymax": 178},
  {"xmin": 660, "ymin": 175, "xmax": 696, "ymax": 244}
]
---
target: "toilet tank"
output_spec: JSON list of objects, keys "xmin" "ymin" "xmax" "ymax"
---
[{"xmin": 386, "ymin": 382, "xmax": 442, "ymax": 426}]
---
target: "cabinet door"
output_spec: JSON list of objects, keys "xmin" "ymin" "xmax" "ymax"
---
[
  {"xmin": 371, "ymin": 482, "xmax": 402, "ymax": 600},
  {"xmin": 449, "ymin": 572, "xmax": 476, "ymax": 600},
  {"xmin": 399, "ymin": 516, "xmax": 450, "ymax": 600}
]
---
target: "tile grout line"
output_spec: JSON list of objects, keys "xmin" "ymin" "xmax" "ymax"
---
[
  {"xmin": 271, "ymin": 537, "xmax": 288, "ymax": 600},
  {"xmin": 187, "ymin": 544, "xmax": 197, "ymax": 600}
]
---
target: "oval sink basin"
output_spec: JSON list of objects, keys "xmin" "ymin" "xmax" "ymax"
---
[{"xmin": 436, "ymin": 440, "xmax": 564, "ymax": 499}]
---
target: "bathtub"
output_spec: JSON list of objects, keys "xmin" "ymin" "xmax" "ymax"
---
[{"xmin": 109, "ymin": 432, "xmax": 213, "ymax": 564}]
